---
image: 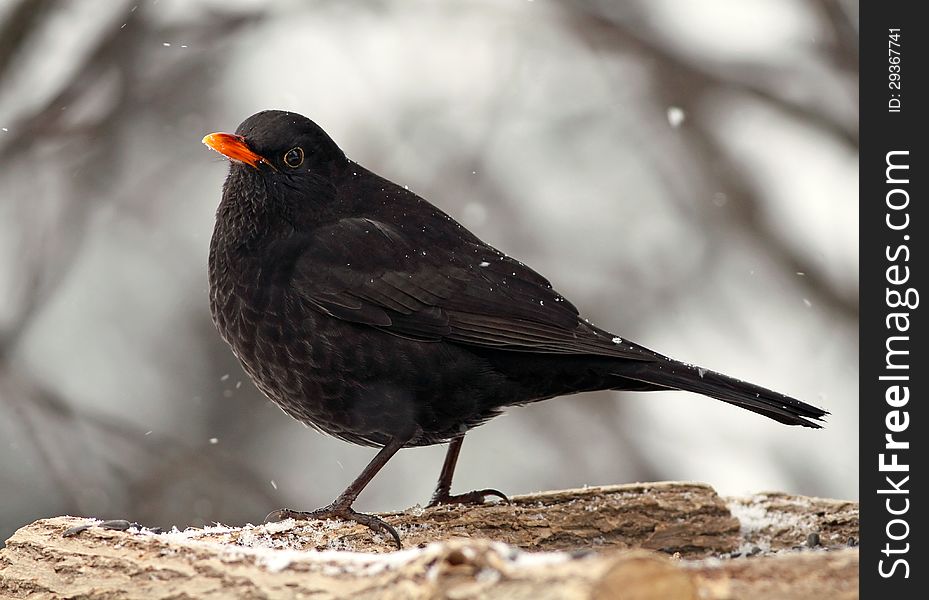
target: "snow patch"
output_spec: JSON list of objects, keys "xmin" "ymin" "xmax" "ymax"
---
[
  {"xmin": 126, "ymin": 519, "xmax": 582, "ymax": 577},
  {"xmin": 727, "ymin": 496, "xmax": 810, "ymax": 539}
]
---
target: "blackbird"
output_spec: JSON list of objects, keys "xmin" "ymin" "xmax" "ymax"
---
[{"xmin": 202, "ymin": 110, "xmax": 827, "ymax": 547}]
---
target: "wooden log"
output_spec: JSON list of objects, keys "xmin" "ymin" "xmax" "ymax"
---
[{"xmin": 0, "ymin": 482, "xmax": 859, "ymax": 599}]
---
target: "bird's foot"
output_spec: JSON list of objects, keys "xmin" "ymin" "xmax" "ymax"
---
[
  {"xmin": 427, "ymin": 488, "xmax": 509, "ymax": 508},
  {"xmin": 266, "ymin": 505, "xmax": 401, "ymax": 550}
]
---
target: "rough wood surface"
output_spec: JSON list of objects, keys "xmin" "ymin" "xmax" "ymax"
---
[
  {"xmin": 0, "ymin": 482, "xmax": 858, "ymax": 599},
  {"xmin": 726, "ymin": 491, "xmax": 859, "ymax": 553},
  {"xmin": 388, "ymin": 482, "xmax": 743, "ymax": 557}
]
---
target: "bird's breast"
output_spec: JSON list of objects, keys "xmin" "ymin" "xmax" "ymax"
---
[{"xmin": 206, "ymin": 236, "xmax": 543, "ymax": 446}]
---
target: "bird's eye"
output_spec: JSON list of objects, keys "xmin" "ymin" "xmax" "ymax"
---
[{"xmin": 283, "ymin": 147, "xmax": 304, "ymax": 168}]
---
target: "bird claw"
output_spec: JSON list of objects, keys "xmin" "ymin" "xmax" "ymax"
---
[
  {"xmin": 266, "ymin": 506, "xmax": 402, "ymax": 550},
  {"xmin": 427, "ymin": 488, "xmax": 509, "ymax": 508}
]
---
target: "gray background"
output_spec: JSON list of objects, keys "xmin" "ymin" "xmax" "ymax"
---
[{"xmin": 0, "ymin": 0, "xmax": 858, "ymax": 543}]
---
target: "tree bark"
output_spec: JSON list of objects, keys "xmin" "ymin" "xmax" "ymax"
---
[{"xmin": 0, "ymin": 482, "xmax": 858, "ymax": 599}]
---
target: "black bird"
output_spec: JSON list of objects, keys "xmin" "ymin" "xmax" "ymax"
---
[{"xmin": 202, "ymin": 110, "xmax": 827, "ymax": 547}]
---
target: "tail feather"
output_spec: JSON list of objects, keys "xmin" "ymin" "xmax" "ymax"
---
[{"xmin": 614, "ymin": 360, "xmax": 828, "ymax": 428}]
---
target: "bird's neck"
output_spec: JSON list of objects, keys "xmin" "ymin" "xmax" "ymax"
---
[
  {"xmin": 208, "ymin": 180, "xmax": 278, "ymax": 342},
  {"xmin": 213, "ymin": 168, "xmax": 292, "ymax": 250}
]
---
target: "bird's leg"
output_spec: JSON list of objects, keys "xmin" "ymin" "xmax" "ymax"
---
[
  {"xmin": 267, "ymin": 434, "xmax": 410, "ymax": 549},
  {"xmin": 427, "ymin": 435, "xmax": 508, "ymax": 507}
]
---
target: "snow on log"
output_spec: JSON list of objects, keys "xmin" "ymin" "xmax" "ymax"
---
[{"xmin": 0, "ymin": 482, "xmax": 858, "ymax": 599}]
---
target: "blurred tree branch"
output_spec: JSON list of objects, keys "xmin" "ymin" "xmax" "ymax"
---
[
  {"xmin": 0, "ymin": 0, "xmax": 55, "ymax": 82},
  {"xmin": 0, "ymin": 1, "xmax": 272, "ymax": 538},
  {"xmin": 565, "ymin": 1, "xmax": 857, "ymax": 149},
  {"xmin": 812, "ymin": 0, "xmax": 858, "ymax": 72},
  {"xmin": 2, "ymin": 364, "xmax": 277, "ymax": 526},
  {"xmin": 562, "ymin": 1, "xmax": 858, "ymax": 322}
]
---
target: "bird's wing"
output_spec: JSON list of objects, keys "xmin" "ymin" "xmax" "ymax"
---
[{"xmin": 285, "ymin": 217, "xmax": 655, "ymax": 360}]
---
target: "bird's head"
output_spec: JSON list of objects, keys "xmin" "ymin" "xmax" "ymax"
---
[
  {"xmin": 203, "ymin": 111, "xmax": 348, "ymax": 237},
  {"xmin": 203, "ymin": 110, "xmax": 346, "ymax": 178}
]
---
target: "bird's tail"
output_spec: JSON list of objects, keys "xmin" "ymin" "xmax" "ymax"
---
[{"xmin": 612, "ymin": 359, "xmax": 828, "ymax": 428}]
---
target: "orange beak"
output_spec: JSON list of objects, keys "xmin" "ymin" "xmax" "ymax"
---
[{"xmin": 202, "ymin": 132, "xmax": 268, "ymax": 169}]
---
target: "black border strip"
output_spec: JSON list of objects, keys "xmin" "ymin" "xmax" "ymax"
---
[{"xmin": 861, "ymin": 2, "xmax": 926, "ymax": 596}]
